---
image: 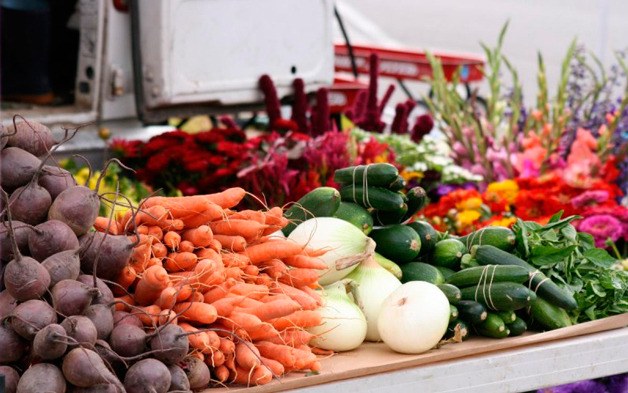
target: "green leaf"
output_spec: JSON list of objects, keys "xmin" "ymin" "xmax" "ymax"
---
[
  {"xmin": 530, "ymin": 245, "xmax": 577, "ymax": 266},
  {"xmin": 539, "ymin": 215, "xmax": 581, "ymax": 231},
  {"xmin": 589, "ymin": 281, "xmax": 607, "ymax": 298},
  {"xmin": 548, "ymin": 210, "xmax": 564, "ymax": 223},
  {"xmin": 584, "ymin": 306, "xmax": 597, "ymax": 321},
  {"xmin": 560, "ymin": 225, "xmax": 578, "ymax": 242},
  {"xmin": 577, "ymin": 232, "xmax": 595, "ymax": 250},
  {"xmin": 514, "ymin": 218, "xmax": 530, "ymax": 257},
  {"xmin": 583, "ymin": 248, "xmax": 616, "ymax": 268}
]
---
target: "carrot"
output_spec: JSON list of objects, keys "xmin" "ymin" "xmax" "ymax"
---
[
  {"xmin": 158, "ymin": 309, "xmax": 177, "ymax": 326},
  {"xmin": 179, "ymin": 322, "xmax": 211, "ymax": 353},
  {"xmin": 300, "ymin": 285, "xmax": 323, "ymax": 306},
  {"xmin": 93, "ymin": 216, "xmax": 120, "ymax": 235},
  {"xmin": 267, "ymin": 329, "xmax": 314, "ymax": 347},
  {"xmin": 219, "ymin": 337, "xmax": 236, "ymax": 356},
  {"xmin": 113, "ymin": 295, "xmax": 135, "ymax": 311},
  {"xmin": 260, "ymin": 356, "xmax": 284, "ymax": 377},
  {"xmin": 238, "ymin": 298, "xmax": 301, "ymax": 322},
  {"xmin": 254, "ymin": 273, "xmax": 273, "ymax": 287},
  {"xmin": 270, "ymin": 282, "xmax": 318, "ymax": 310},
  {"xmin": 129, "ymin": 242, "xmax": 151, "ymax": 272},
  {"xmin": 178, "ymin": 203, "xmax": 224, "ymax": 228},
  {"xmin": 164, "ymin": 251, "xmax": 198, "ymax": 272},
  {"xmin": 213, "ymin": 234, "xmax": 247, "ymax": 252},
  {"xmin": 207, "ymin": 349, "xmax": 225, "ymax": 367},
  {"xmin": 178, "ymin": 240, "xmax": 195, "ymax": 253},
  {"xmin": 115, "ymin": 265, "xmax": 137, "ymax": 295},
  {"xmin": 221, "ymin": 253, "xmax": 250, "ymax": 268},
  {"xmin": 229, "ymin": 283, "xmax": 269, "ymax": 300},
  {"xmin": 269, "ymin": 310, "xmax": 322, "ymax": 330},
  {"xmin": 151, "ymin": 242, "xmax": 168, "ymax": 259},
  {"xmin": 133, "ymin": 305, "xmax": 161, "ymax": 326},
  {"xmin": 194, "ymin": 258, "xmax": 224, "ymax": 286},
  {"xmin": 243, "ymin": 239, "xmax": 304, "ymax": 265},
  {"xmin": 214, "ymin": 365, "xmax": 230, "ymax": 383},
  {"xmin": 212, "ymin": 296, "xmax": 244, "ymax": 317},
  {"xmin": 206, "ymin": 330, "xmax": 221, "ymax": 351},
  {"xmin": 155, "ymin": 286, "xmax": 178, "ymax": 309},
  {"xmin": 209, "ymin": 219, "xmax": 267, "ymax": 240},
  {"xmin": 254, "ymin": 341, "xmax": 297, "ymax": 369},
  {"xmin": 145, "ymin": 257, "xmax": 162, "ymax": 270},
  {"xmin": 228, "ymin": 209, "xmax": 265, "ymax": 224},
  {"xmin": 189, "ymin": 351, "xmax": 205, "ymax": 362},
  {"xmin": 182, "ymin": 225, "xmax": 213, "ymax": 247},
  {"xmin": 225, "ymin": 266, "xmax": 244, "ymax": 280},
  {"xmin": 173, "ymin": 302, "xmax": 218, "ymax": 325},
  {"xmin": 163, "ymin": 231, "xmax": 181, "ymax": 250},
  {"xmin": 195, "ymin": 247, "xmax": 221, "ymax": 264},
  {"xmin": 204, "ymin": 187, "xmax": 246, "ymax": 209},
  {"xmin": 173, "ymin": 283, "xmax": 194, "ymax": 302},
  {"xmin": 126, "ymin": 205, "xmax": 171, "ymax": 229},
  {"xmin": 242, "ymin": 264, "xmax": 259, "ymax": 277},
  {"xmin": 189, "ymin": 291, "xmax": 204, "ymax": 303},
  {"xmin": 278, "ymin": 268, "xmax": 320, "ymax": 287},
  {"xmin": 134, "ymin": 265, "xmax": 171, "ymax": 306},
  {"xmin": 146, "ymin": 225, "xmax": 164, "ymax": 242},
  {"xmin": 259, "ymin": 259, "xmax": 288, "ymax": 279},
  {"xmin": 203, "ymin": 280, "xmax": 236, "ymax": 304},
  {"xmin": 235, "ymin": 342, "xmax": 261, "ymax": 370},
  {"xmin": 283, "ymin": 254, "xmax": 328, "ymax": 270},
  {"xmin": 135, "ymin": 225, "xmax": 149, "ymax": 235},
  {"xmin": 292, "ymin": 347, "xmax": 317, "ymax": 371}
]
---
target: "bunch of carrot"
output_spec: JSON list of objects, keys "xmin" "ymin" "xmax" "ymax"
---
[{"xmin": 95, "ymin": 187, "xmax": 327, "ymax": 387}]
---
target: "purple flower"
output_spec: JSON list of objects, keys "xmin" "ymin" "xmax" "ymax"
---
[
  {"xmin": 436, "ymin": 183, "xmax": 476, "ymax": 197},
  {"xmin": 537, "ymin": 379, "xmax": 607, "ymax": 393},
  {"xmin": 571, "ymin": 190, "xmax": 610, "ymax": 209},
  {"xmin": 576, "ymin": 214, "xmax": 624, "ymax": 247},
  {"xmin": 606, "ymin": 373, "xmax": 628, "ymax": 393}
]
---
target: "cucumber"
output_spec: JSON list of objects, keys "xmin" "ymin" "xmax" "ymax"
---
[
  {"xmin": 406, "ymin": 221, "xmax": 438, "ymax": 256},
  {"xmin": 475, "ymin": 313, "xmax": 509, "ymax": 338},
  {"xmin": 446, "ymin": 319, "xmax": 470, "ymax": 341},
  {"xmin": 370, "ymin": 224, "xmax": 421, "ymax": 263},
  {"xmin": 400, "ymin": 262, "xmax": 444, "ymax": 284},
  {"xmin": 449, "ymin": 305, "xmax": 459, "ymax": 323},
  {"xmin": 446, "ymin": 265, "xmax": 531, "ymax": 288},
  {"xmin": 374, "ymin": 253, "xmax": 402, "ymax": 280},
  {"xmin": 507, "ymin": 317, "xmax": 527, "ymax": 336},
  {"xmin": 459, "ymin": 226, "xmax": 516, "ymax": 252},
  {"xmin": 333, "ymin": 201, "xmax": 374, "ymax": 234},
  {"xmin": 456, "ymin": 300, "xmax": 488, "ymax": 325},
  {"xmin": 473, "ymin": 245, "xmax": 578, "ymax": 310},
  {"xmin": 339, "ymin": 185, "xmax": 405, "ymax": 212},
  {"xmin": 282, "ymin": 187, "xmax": 341, "ymax": 236},
  {"xmin": 401, "ymin": 186, "xmax": 428, "ymax": 222},
  {"xmin": 388, "ymin": 176, "xmax": 407, "ymax": 191},
  {"xmin": 529, "ymin": 297, "xmax": 573, "ymax": 331},
  {"xmin": 460, "ymin": 282, "xmax": 536, "ymax": 311},
  {"xmin": 496, "ymin": 310, "xmax": 517, "ymax": 324},
  {"xmin": 460, "ymin": 253, "xmax": 480, "ymax": 269},
  {"xmin": 372, "ymin": 204, "xmax": 408, "ymax": 226},
  {"xmin": 432, "ymin": 238, "xmax": 466, "ymax": 269},
  {"xmin": 334, "ymin": 163, "xmax": 399, "ymax": 188},
  {"xmin": 435, "ymin": 266, "xmax": 456, "ymax": 280},
  {"xmin": 437, "ymin": 283, "xmax": 461, "ymax": 305}
]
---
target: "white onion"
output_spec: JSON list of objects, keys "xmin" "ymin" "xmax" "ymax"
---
[
  {"xmin": 377, "ymin": 281, "xmax": 450, "ymax": 354},
  {"xmin": 288, "ymin": 217, "xmax": 374, "ymax": 286},
  {"xmin": 346, "ymin": 255, "xmax": 401, "ymax": 341},
  {"xmin": 307, "ymin": 280, "xmax": 367, "ymax": 352}
]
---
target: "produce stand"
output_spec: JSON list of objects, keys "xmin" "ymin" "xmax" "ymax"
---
[{"xmin": 217, "ymin": 314, "xmax": 628, "ymax": 392}]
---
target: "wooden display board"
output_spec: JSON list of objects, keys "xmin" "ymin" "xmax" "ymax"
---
[{"xmin": 210, "ymin": 313, "xmax": 628, "ymax": 392}]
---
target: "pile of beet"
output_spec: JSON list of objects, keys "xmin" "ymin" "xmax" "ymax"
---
[{"xmin": 0, "ymin": 117, "xmax": 200, "ymax": 393}]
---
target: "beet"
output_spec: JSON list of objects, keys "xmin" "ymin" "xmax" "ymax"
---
[
  {"xmin": 48, "ymin": 185, "xmax": 100, "ymax": 236},
  {"xmin": 124, "ymin": 358, "xmax": 171, "ymax": 393},
  {"xmin": 181, "ymin": 356, "xmax": 210, "ymax": 390},
  {"xmin": 113, "ymin": 310, "xmax": 143, "ymax": 329},
  {"xmin": 28, "ymin": 219, "xmax": 79, "ymax": 261},
  {"xmin": 109, "ymin": 323, "xmax": 146, "ymax": 357},
  {"xmin": 0, "ymin": 323, "xmax": 27, "ymax": 364},
  {"xmin": 0, "ymin": 147, "xmax": 41, "ymax": 190},
  {"xmin": 61, "ymin": 315, "xmax": 98, "ymax": 347},
  {"xmin": 0, "ymin": 365, "xmax": 19, "ymax": 393},
  {"xmin": 94, "ymin": 339, "xmax": 120, "ymax": 367},
  {"xmin": 3, "ymin": 256, "xmax": 51, "ymax": 301},
  {"xmin": 84, "ymin": 304, "xmax": 114, "ymax": 340},
  {"xmin": 51, "ymin": 279, "xmax": 99, "ymax": 316},
  {"xmin": 62, "ymin": 347, "xmax": 124, "ymax": 389},
  {"xmin": 79, "ymin": 232, "xmax": 133, "ymax": 281},
  {"xmin": 41, "ymin": 249, "xmax": 81, "ymax": 287},
  {"xmin": 72, "ymin": 384, "xmax": 121, "ymax": 393},
  {"xmin": 8, "ymin": 182, "xmax": 52, "ymax": 225},
  {"xmin": 76, "ymin": 275, "xmax": 114, "ymax": 305},
  {"xmin": 10, "ymin": 299, "xmax": 57, "ymax": 340},
  {"xmin": 0, "ymin": 220, "xmax": 31, "ymax": 262},
  {"xmin": 17, "ymin": 363, "xmax": 66, "ymax": 393},
  {"xmin": 5, "ymin": 119, "xmax": 55, "ymax": 157},
  {"xmin": 167, "ymin": 364, "xmax": 191, "ymax": 392},
  {"xmin": 149, "ymin": 324, "xmax": 189, "ymax": 365},
  {"xmin": 32, "ymin": 323, "xmax": 68, "ymax": 360},
  {"xmin": 38, "ymin": 165, "xmax": 76, "ymax": 200},
  {"xmin": 0, "ymin": 290, "xmax": 18, "ymax": 319}
]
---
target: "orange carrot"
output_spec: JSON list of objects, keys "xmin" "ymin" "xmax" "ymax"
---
[
  {"xmin": 178, "ymin": 203, "xmax": 224, "ymax": 229},
  {"xmin": 163, "ymin": 231, "xmax": 181, "ymax": 250},
  {"xmin": 260, "ymin": 356, "xmax": 284, "ymax": 377},
  {"xmin": 115, "ymin": 265, "xmax": 137, "ymax": 295},
  {"xmin": 145, "ymin": 257, "xmax": 162, "ymax": 270},
  {"xmin": 182, "ymin": 225, "xmax": 213, "ymax": 247},
  {"xmin": 204, "ymin": 187, "xmax": 246, "ymax": 209},
  {"xmin": 300, "ymin": 285, "xmax": 323, "ymax": 306},
  {"xmin": 235, "ymin": 342, "xmax": 261, "ymax": 370},
  {"xmin": 93, "ymin": 216, "xmax": 120, "ymax": 235},
  {"xmin": 221, "ymin": 253, "xmax": 250, "ymax": 268},
  {"xmin": 206, "ymin": 330, "xmax": 221, "ymax": 351},
  {"xmin": 125, "ymin": 205, "xmax": 170, "ymax": 229},
  {"xmin": 189, "ymin": 291, "xmax": 205, "ymax": 303},
  {"xmin": 219, "ymin": 337, "xmax": 236, "ymax": 356},
  {"xmin": 174, "ymin": 283, "xmax": 194, "ymax": 303},
  {"xmin": 113, "ymin": 295, "xmax": 135, "ymax": 311},
  {"xmin": 213, "ymin": 234, "xmax": 247, "ymax": 252},
  {"xmin": 243, "ymin": 239, "xmax": 304, "ymax": 265},
  {"xmin": 190, "ymin": 351, "xmax": 205, "ymax": 362},
  {"xmin": 254, "ymin": 273, "xmax": 274, "ymax": 287},
  {"xmin": 164, "ymin": 251, "xmax": 198, "ymax": 272},
  {"xmin": 270, "ymin": 282, "xmax": 318, "ymax": 310},
  {"xmin": 212, "ymin": 296, "xmax": 245, "ymax": 317},
  {"xmin": 267, "ymin": 329, "xmax": 314, "ymax": 347},
  {"xmin": 278, "ymin": 268, "xmax": 320, "ymax": 287},
  {"xmin": 225, "ymin": 266, "xmax": 244, "ymax": 280},
  {"xmin": 133, "ymin": 305, "xmax": 161, "ymax": 326},
  {"xmin": 203, "ymin": 279, "xmax": 236, "ymax": 304},
  {"xmin": 151, "ymin": 242, "xmax": 168, "ymax": 259},
  {"xmin": 228, "ymin": 209, "xmax": 265, "ymax": 224},
  {"xmin": 194, "ymin": 258, "xmax": 224, "ymax": 286},
  {"xmin": 178, "ymin": 240, "xmax": 195, "ymax": 253},
  {"xmin": 259, "ymin": 259, "xmax": 288, "ymax": 279},
  {"xmin": 129, "ymin": 242, "xmax": 151, "ymax": 272},
  {"xmin": 135, "ymin": 225, "xmax": 149, "ymax": 235},
  {"xmin": 269, "ymin": 310, "xmax": 322, "ymax": 330},
  {"xmin": 146, "ymin": 225, "xmax": 164, "ymax": 242},
  {"xmin": 195, "ymin": 247, "xmax": 221, "ymax": 264},
  {"xmin": 292, "ymin": 347, "xmax": 318, "ymax": 371},
  {"xmin": 209, "ymin": 219, "xmax": 267, "ymax": 240},
  {"xmin": 155, "ymin": 286, "xmax": 178, "ymax": 310},
  {"xmin": 229, "ymin": 283, "xmax": 269, "ymax": 300},
  {"xmin": 179, "ymin": 322, "xmax": 211, "ymax": 352},
  {"xmin": 134, "ymin": 265, "xmax": 171, "ymax": 306},
  {"xmin": 283, "ymin": 254, "xmax": 328, "ymax": 270},
  {"xmin": 207, "ymin": 349, "xmax": 225, "ymax": 367},
  {"xmin": 158, "ymin": 309, "xmax": 178, "ymax": 326},
  {"xmin": 254, "ymin": 341, "xmax": 297, "ymax": 369},
  {"xmin": 173, "ymin": 302, "xmax": 218, "ymax": 325},
  {"xmin": 238, "ymin": 298, "xmax": 301, "ymax": 322},
  {"xmin": 242, "ymin": 264, "xmax": 259, "ymax": 277},
  {"xmin": 214, "ymin": 365, "xmax": 230, "ymax": 383}
]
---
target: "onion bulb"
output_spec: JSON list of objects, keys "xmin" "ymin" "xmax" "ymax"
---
[
  {"xmin": 288, "ymin": 217, "xmax": 375, "ymax": 285},
  {"xmin": 377, "ymin": 281, "xmax": 450, "ymax": 354},
  {"xmin": 307, "ymin": 280, "xmax": 367, "ymax": 352},
  {"xmin": 346, "ymin": 254, "xmax": 401, "ymax": 341}
]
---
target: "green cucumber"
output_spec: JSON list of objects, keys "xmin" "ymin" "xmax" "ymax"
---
[
  {"xmin": 401, "ymin": 186, "xmax": 428, "ymax": 221},
  {"xmin": 496, "ymin": 310, "xmax": 517, "ymax": 324},
  {"xmin": 370, "ymin": 224, "xmax": 421, "ymax": 263},
  {"xmin": 473, "ymin": 245, "xmax": 578, "ymax": 310},
  {"xmin": 400, "ymin": 262, "xmax": 444, "ymax": 284},
  {"xmin": 333, "ymin": 201, "xmax": 374, "ymax": 234},
  {"xmin": 432, "ymin": 238, "xmax": 466, "ymax": 269},
  {"xmin": 446, "ymin": 265, "xmax": 530, "ymax": 288},
  {"xmin": 374, "ymin": 253, "xmax": 402, "ymax": 280},
  {"xmin": 460, "ymin": 253, "xmax": 480, "ymax": 269},
  {"xmin": 446, "ymin": 319, "xmax": 470, "ymax": 341},
  {"xmin": 282, "ymin": 187, "xmax": 341, "ymax": 236},
  {"xmin": 529, "ymin": 297, "xmax": 573, "ymax": 331},
  {"xmin": 334, "ymin": 163, "xmax": 399, "ymax": 188},
  {"xmin": 406, "ymin": 221, "xmax": 438, "ymax": 256},
  {"xmin": 437, "ymin": 283, "xmax": 461, "ymax": 305},
  {"xmin": 475, "ymin": 313, "xmax": 509, "ymax": 338},
  {"xmin": 459, "ymin": 226, "xmax": 516, "ymax": 252},
  {"xmin": 507, "ymin": 317, "xmax": 528, "ymax": 336},
  {"xmin": 372, "ymin": 204, "xmax": 408, "ymax": 226},
  {"xmin": 339, "ymin": 185, "xmax": 405, "ymax": 212},
  {"xmin": 449, "ymin": 305, "xmax": 459, "ymax": 323},
  {"xmin": 460, "ymin": 282, "xmax": 536, "ymax": 311},
  {"xmin": 388, "ymin": 176, "xmax": 407, "ymax": 191},
  {"xmin": 456, "ymin": 300, "xmax": 488, "ymax": 325},
  {"xmin": 435, "ymin": 266, "xmax": 456, "ymax": 280}
]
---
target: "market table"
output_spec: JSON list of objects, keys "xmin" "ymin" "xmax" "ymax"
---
[{"xmin": 218, "ymin": 313, "xmax": 628, "ymax": 392}]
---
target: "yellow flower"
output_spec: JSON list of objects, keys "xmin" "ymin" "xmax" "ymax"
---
[
  {"xmin": 456, "ymin": 197, "xmax": 483, "ymax": 211},
  {"xmin": 400, "ymin": 170, "xmax": 424, "ymax": 183},
  {"xmin": 489, "ymin": 216, "xmax": 517, "ymax": 228},
  {"xmin": 486, "ymin": 180, "xmax": 519, "ymax": 204},
  {"xmin": 457, "ymin": 210, "xmax": 481, "ymax": 227}
]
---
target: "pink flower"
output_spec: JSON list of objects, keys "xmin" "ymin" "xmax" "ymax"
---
[
  {"xmin": 571, "ymin": 190, "xmax": 610, "ymax": 209},
  {"xmin": 576, "ymin": 214, "xmax": 624, "ymax": 247}
]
